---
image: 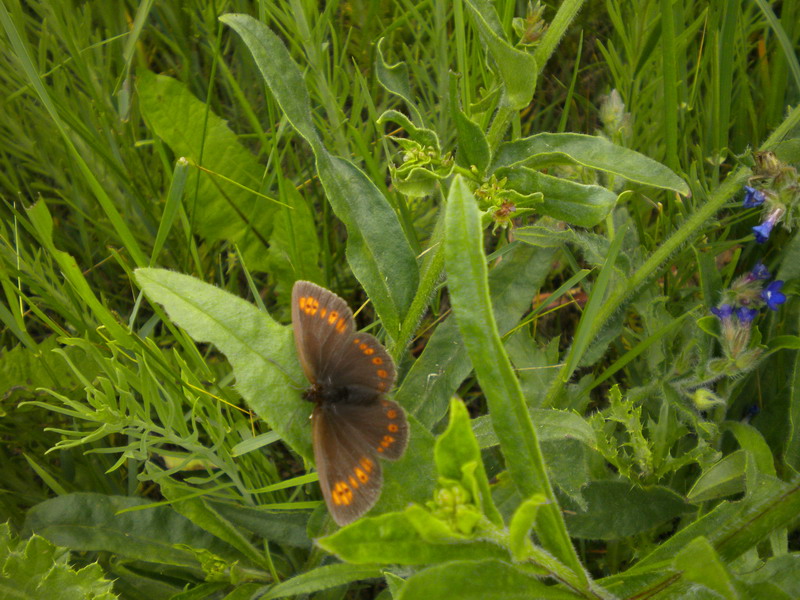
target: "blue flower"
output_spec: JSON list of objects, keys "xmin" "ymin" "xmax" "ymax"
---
[
  {"xmin": 752, "ymin": 206, "xmax": 785, "ymax": 244},
  {"xmin": 736, "ymin": 307, "xmax": 758, "ymax": 324},
  {"xmin": 743, "ymin": 186, "xmax": 766, "ymax": 208},
  {"xmin": 752, "ymin": 221, "xmax": 775, "ymax": 243},
  {"xmin": 761, "ymin": 280, "xmax": 786, "ymax": 311},
  {"xmin": 711, "ymin": 304, "xmax": 734, "ymax": 320},
  {"xmin": 750, "ymin": 262, "xmax": 770, "ymax": 280}
]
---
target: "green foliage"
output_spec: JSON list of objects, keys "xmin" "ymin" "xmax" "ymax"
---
[
  {"xmin": 2, "ymin": 0, "xmax": 800, "ymax": 599},
  {"xmin": 0, "ymin": 522, "xmax": 118, "ymax": 599}
]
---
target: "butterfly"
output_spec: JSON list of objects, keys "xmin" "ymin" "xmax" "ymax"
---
[{"xmin": 291, "ymin": 281, "xmax": 409, "ymax": 525}]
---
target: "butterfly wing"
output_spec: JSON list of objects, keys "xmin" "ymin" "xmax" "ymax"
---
[
  {"xmin": 292, "ymin": 280, "xmax": 355, "ymax": 385},
  {"xmin": 292, "ymin": 281, "xmax": 396, "ymax": 394},
  {"xmin": 313, "ymin": 398, "xmax": 409, "ymax": 525}
]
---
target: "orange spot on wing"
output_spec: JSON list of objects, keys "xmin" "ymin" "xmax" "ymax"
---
[
  {"xmin": 387, "ymin": 409, "xmax": 397, "ymax": 419},
  {"xmin": 360, "ymin": 457, "xmax": 374, "ymax": 472},
  {"xmin": 301, "ymin": 295, "xmax": 319, "ymax": 315},
  {"xmin": 388, "ymin": 423, "xmax": 399, "ymax": 432},
  {"xmin": 336, "ymin": 318, "xmax": 346, "ymax": 332},
  {"xmin": 328, "ymin": 310, "xmax": 339, "ymax": 325},
  {"xmin": 331, "ymin": 481, "xmax": 353, "ymax": 506},
  {"xmin": 355, "ymin": 467, "xmax": 369, "ymax": 483},
  {"xmin": 377, "ymin": 369, "xmax": 388, "ymax": 378}
]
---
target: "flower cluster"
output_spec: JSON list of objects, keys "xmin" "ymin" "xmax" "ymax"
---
[
  {"xmin": 710, "ymin": 263, "xmax": 786, "ymax": 359},
  {"xmin": 741, "ymin": 151, "xmax": 799, "ymax": 244}
]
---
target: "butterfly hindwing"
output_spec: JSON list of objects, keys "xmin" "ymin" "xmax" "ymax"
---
[{"xmin": 312, "ymin": 403, "xmax": 383, "ymax": 525}]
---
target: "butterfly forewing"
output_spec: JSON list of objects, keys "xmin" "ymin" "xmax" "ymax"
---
[
  {"xmin": 292, "ymin": 282, "xmax": 396, "ymax": 394},
  {"xmin": 292, "ymin": 281, "xmax": 355, "ymax": 385}
]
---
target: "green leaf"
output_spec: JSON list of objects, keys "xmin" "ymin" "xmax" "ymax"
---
[
  {"xmin": 501, "ymin": 167, "xmax": 616, "ymax": 227},
  {"xmin": 398, "ymin": 242, "xmax": 555, "ymax": 428},
  {"xmin": 220, "ymin": 13, "xmax": 418, "ymax": 337},
  {"xmin": 266, "ymin": 185, "xmax": 325, "ymax": 304},
  {"xmin": 491, "ymin": 133, "xmax": 690, "ymax": 195},
  {"xmin": 673, "ymin": 537, "xmax": 738, "ymax": 600},
  {"xmin": 261, "ymin": 563, "xmax": 383, "ymax": 599},
  {"xmin": 158, "ymin": 479, "xmax": 270, "ymax": 569},
  {"xmin": 739, "ymin": 553, "xmax": 800, "ymax": 598},
  {"xmin": 723, "ymin": 422, "xmax": 776, "ymax": 476},
  {"xmin": 508, "ymin": 495, "xmax": 548, "ymax": 560},
  {"xmin": 449, "ymin": 74, "xmax": 491, "ymax": 173},
  {"xmin": 317, "ymin": 510, "xmax": 510, "ymax": 564},
  {"xmin": 0, "ymin": 336, "xmax": 98, "ymax": 401},
  {"xmin": 22, "ymin": 493, "xmax": 236, "ymax": 567},
  {"xmin": 377, "ymin": 109, "xmax": 440, "ymax": 149},
  {"xmin": 26, "ymin": 201, "xmax": 133, "ymax": 348},
  {"xmin": 137, "ymin": 70, "xmax": 275, "ymax": 271},
  {"xmin": 464, "ymin": 0, "xmax": 537, "ymax": 110},
  {"xmin": 687, "ymin": 450, "xmax": 747, "ymax": 503},
  {"xmin": 618, "ymin": 475, "xmax": 800, "ymax": 596},
  {"xmin": 558, "ymin": 222, "xmax": 627, "ymax": 386},
  {"xmin": 133, "ymin": 268, "xmax": 310, "ymax": 459},
  {"xmin": 563, "ymin": 481, "xmax": 691, "ymax": 539},
  {"xmin": 396, "ymin": 559, "xmax": 580, "ymax": 600},
  {"xmin": 0, "ymin": 523, "xmax": 118, "ymax": 600},
  {"xmin": 375, "ymin": 38, "xmax": 424, "ymax": 126},
  {"xmin": 443, "ymin": 175, "xmax": 583, "ymax": 578},
  {"xmin": 472, "ymin": 409, "xmax": 596, "ymax": 449},
  {"xmin": 766, "ymin": 334, "xmax": 800, "ymax": 351},
  {"xmin": 435, "ymin": 398, "xmax": 502, "ymax": 525},
  {"xmin": 209, "ymin": 502, "xmax": 311, "ymax": 549}
]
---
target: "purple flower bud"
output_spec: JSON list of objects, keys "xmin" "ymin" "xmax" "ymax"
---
[
  {"xmin": 749, "ymin": 262, "xmax": 770, "ymax": 281},
  {"xmin": 761, "ymin": 280, "xmax": 786, "ymax": 311},
  {"xmin": 743, "ymin": 185, "xmax": 766, "ymax": 208},
  {"xmin": 736, "ymin": 307, "xmax": 758, "ymax": 324},
  {"xmin": 711, "ymin": 304, "xmax": 734, "ymax": 320}
]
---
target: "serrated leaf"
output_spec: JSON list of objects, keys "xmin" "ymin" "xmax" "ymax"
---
[{"xmin": 0, "ymin": 523, "xmax": 118, "ymax": 600}]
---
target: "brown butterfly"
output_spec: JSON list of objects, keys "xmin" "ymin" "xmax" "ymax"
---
[{"xmin": 291, "ymin": 281, "xmax": 409, "ymax": 525}]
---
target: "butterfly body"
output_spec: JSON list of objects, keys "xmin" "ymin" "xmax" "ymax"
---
[{"xmin": 291, "ymin": 281, "xmax": 409, "ymax": 525}]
